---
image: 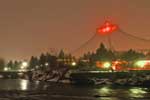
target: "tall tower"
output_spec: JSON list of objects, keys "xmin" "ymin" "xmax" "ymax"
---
[{"xmin": 96, "ymin": 21, "xmax": 118, "ymax": 50}]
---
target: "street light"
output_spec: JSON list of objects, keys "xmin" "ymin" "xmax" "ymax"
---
[
  {"xmin": 71, "ymin": 62, "xmax": 77, "ymax": 66},
  {"xmin": 4, "ymin": 67, "xmax": 8, "ymax": 71},
  {"xmin": 45, "ymin": 62, "xmax": 49, "ymax": 66},
  {"xmin": 22, "ymin": 62, "xmax": 28, "ymax": 67}
]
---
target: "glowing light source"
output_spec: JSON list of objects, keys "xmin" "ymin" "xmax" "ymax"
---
[
  {"xmin": 103, "ymin": 62, "xmax": 111, "ymax": 68},
  {"xmin": 4, "ymin": 67, "xmax": 8, "ymax": 71},
  {"xmin": 135, "ymin": 61, "xmax": 145, "ymax": 68},
  {"xmin": 35, "ymin": 65, "xmax": 39, "ymax": 69},
  {"xmin": 71, "ymin": 62, "xmax": 77, "ymax": 66},
  {"xmin": 45, "ymin": 62, "xmax": 49, "ymax": 66},
  {"xmin": 97, "ymin": 21, "xmax": 118, "ymax": 35},
  {"xmin": 21, "ymin": 61, "xmax": 28, "ymax": 70},
  {"xmin": 22, "ymin": 62, "xmax": 28, "ymax": 67}
]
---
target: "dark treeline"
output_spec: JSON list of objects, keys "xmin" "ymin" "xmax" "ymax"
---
[
  {"xmin": 0, "ymin": 43, "xmax": 149, "ymax": 71},
  {"xmin": 78, "ymin": 43, "xmax": 149, "ymax": 70},
  {"xmin": 0, "ymin": 59, "xmax": 23, "ymax": 71},
  {"xmin": 29, "ymin": 50, "xmax": 76, "ymax": 71},
  {"xmin": 81, "ymin": 43, "xmax": 146, "ymax": 61},
  {"xmin": 0, "ymin": 50, "xmax": 76, "ymax": 71}
]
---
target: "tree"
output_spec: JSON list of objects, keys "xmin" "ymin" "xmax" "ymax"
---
[
  {"xmin": 39, "ymin": 53, "xmax": 47, "ymax": 67},
  {"xmin": 146, "ymin": 52, "xmax": 150, "ymax": 59},
  {"xmin": 49, "ymin": 56, "xmax": 58, "ymax": 69},
  {"xmin": 13, "ymin": 60, "xmax": 20, "ymax": 70},
  {"xmin": 107, "ymin": 50, "xmax": 116, "ymax": 61},
  {"xmin": 29, "ymin": 56, "xmax": 39, "ymax": 70},
  {"xmin": 46, "ymin": 53, "xmax": 52, "ymax": 65},
  {"xmin": 7, "ymin": 60, "xmax": 13, "ymax": 70},
  {"xmin": 95, "ymin": 43, "xmax": 111, "ymax": 61},
  {"xmin": 120, "ymin": 49, "xmax": 145, "ymax": 61},
  {"xmin": 58, "ymin": 49, "xmax": 65, "ymax": 59},
  {"xmin": 45, "ymin": 53, "xmax": 56, "ymax": 69},
  {"xmin": 0, "ymin": 58, "xmax": 5, "ymax": 70}
]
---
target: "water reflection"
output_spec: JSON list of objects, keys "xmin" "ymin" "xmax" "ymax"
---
[
  {"xmin": 94, "ymin": 86, "xmax": 150, "ymax": 100},
  {"xmin": 20, "ymin": 80, "xmax": 28, "ymax": 90},
  {"xmin": 97, "ymin": 97, "xmax": 120, "ymax": 100},
  {"xmin": 0, "ymin": 79, "xmax": 49, "ymax": 91},
  {"xmin": 97, "ymin": 86, "xmax": 112, "ymax": 96},
  {"xmin": 0, "ymin": 79, "xmax": 149, "ymax": 100},
  {"xmin": 129, "ymin": 87, "xmax": 147, "ymax": 98}
]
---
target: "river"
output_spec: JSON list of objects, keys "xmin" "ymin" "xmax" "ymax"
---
[{"xmin": 0, "ymin": 79, "xmax": 150, "ymax": 100}]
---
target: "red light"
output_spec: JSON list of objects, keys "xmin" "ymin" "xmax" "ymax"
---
[
  {"xmin": 105, "ymin": 26, "xmax": 111, "ymax": 31},
  {"xmin": 112, "ymin": 25, "xmax": 117, "ymax": 30},
  {"xmin": 97, "ymin": 21, "xmax": 118, "ymax": 35},
  {"xmin": 102, "ymin": 28, "xmax": 106, "ymax": 32},
  {"xmin": 105, "ymin": 21, "xmax": 110, "ymax": 26}
]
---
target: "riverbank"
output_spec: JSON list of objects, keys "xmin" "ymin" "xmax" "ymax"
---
[
  {"xmin": 70, "ymin": 71, "xmax": 150, "ymax": 86},
  {"xmin": 22, "ymin": 68, "xmax": 150, "ymax": 87}
]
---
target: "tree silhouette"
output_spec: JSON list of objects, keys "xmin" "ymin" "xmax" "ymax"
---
[
  {"xmin": 13, "ymin": 60, "xmax": 20, "ymax": 70},
  {"xmin": 7, "ymin": 60, "xmax": 13, "ymax": 70},
  {"xmin": 94, "ymin": 43, "xmax": 114, "ymax": 61},
  {"xmin": 0, "ymin": 58, "xmax": 5, "ymax": 70},
  {"xmin": 39, "ymin": 53, "xmax": 47, "ymax": 69},
  {"xmin": 58, "ymin": 49, "xmax": 65, "ymax": 59},
  {"xmin": 29, "ymin": 56, "xmax": 39, "ymax": 70},
  {"xmin": 120, "ymin": 49, "xmax": 145, "ymax": 61}
]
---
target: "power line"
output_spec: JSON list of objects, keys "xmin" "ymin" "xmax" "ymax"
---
[
  {"xmin": 119, "ymin": 28, "xmax": 150, "ymax": 42},
  {"xmin": 72, "ymin": 33, "xmax": 97, "ymax": 54},
  {"xmin": 72, "ymin": 28, "xmax": 150, "ymax": 55}
]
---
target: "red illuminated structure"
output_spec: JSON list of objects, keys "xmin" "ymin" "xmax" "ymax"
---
[
  {"xmin": 97, "ymin": 21, "xmax": 118, "ymax": 35},
  {"xmin": 96, "ymin": 21, "xmax": 119, "ymax": 50},
  {"xmin": 111, "ymin": 60, "xmax": 128, "ymax": 71}
]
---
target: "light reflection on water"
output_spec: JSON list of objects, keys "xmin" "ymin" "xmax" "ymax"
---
[
  {"xmin": 20, "ymin": 80, "xmax": 28, "ymax": 90},
  {"xmin": 0, "ymin": 79, "xmax": 47, "ymax": 91},
  {"xmin": 95, "ymin": 86, "xmax": 149, "ymax": 100},
  {"xmin": 129, "ymin": 87, "xmax": 147, "ymax": 98},
  {"xmin": 97, "ymin": 86, "xmax": 113, "ymax": 96},
  {"xmin": 0, "ymin": 79, "xmax": 149, "ymax": 100}
]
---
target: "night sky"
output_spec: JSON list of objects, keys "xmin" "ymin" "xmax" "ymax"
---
[{"xmin": 0, "ymin": 0, "xmax": 150, "ymax": 60}]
